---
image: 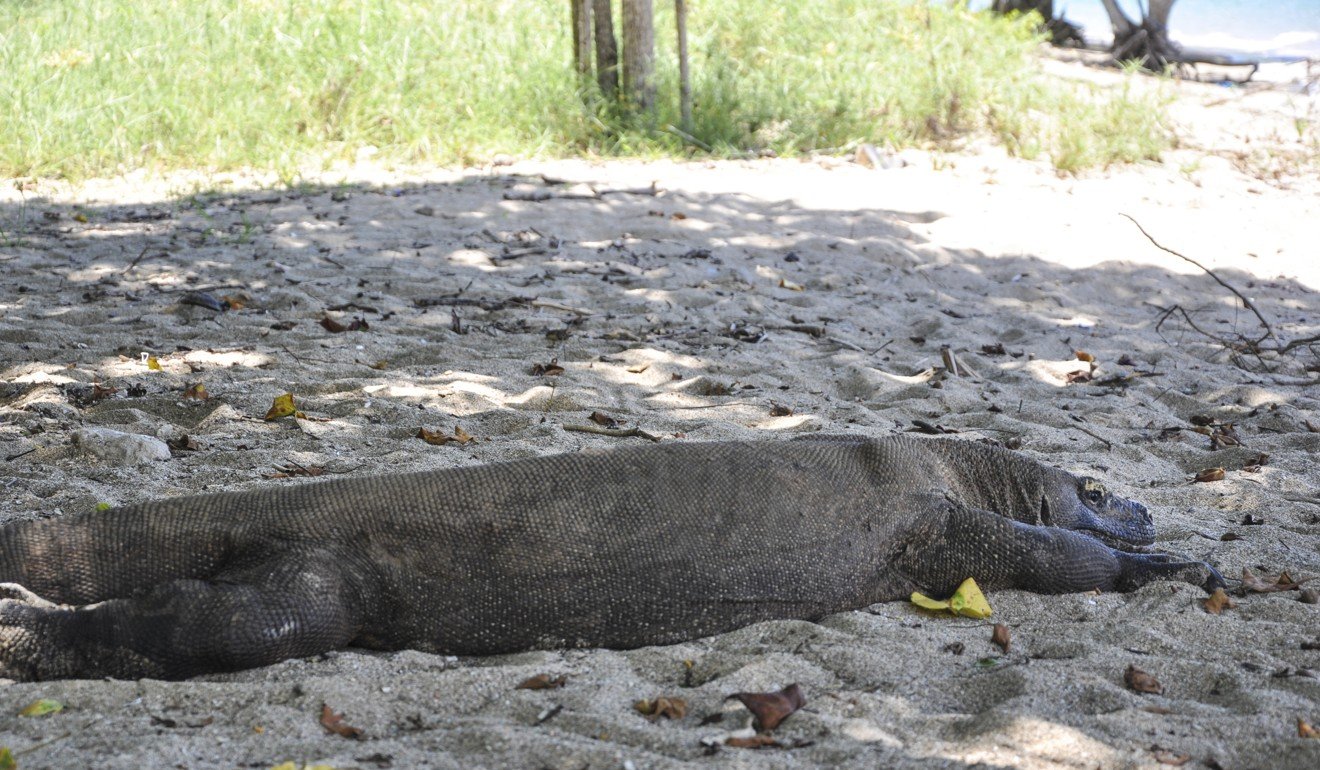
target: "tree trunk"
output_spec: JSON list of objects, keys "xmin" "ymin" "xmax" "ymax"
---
[
  {"xmin": 620, "ymin": 0, "xmax": 656, "ymax": 119},
  {"xmin": 675, "ymin": 0, "xmax": 691, "ymax": 133},
  {"xmin": 1100, "ymin": 0, "xmax": 1182, "ymax": 70},
  {"xmin": 592, "ymin": 0, "xmax": 619, "ymax": 100},
  {"xmin": 571, "ymin": 0, "xmax": 593, "ymax": 77},
  {"xmin": 990, "ymin": 0, "xmax": 1081, "ymax": 46}
]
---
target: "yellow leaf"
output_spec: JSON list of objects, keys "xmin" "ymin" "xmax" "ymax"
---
[
  {"xmin": 19, "ymin": 698, "xmax": 63, "ymax": 717},
  {"xmin": 264, "ymin": 393, "xmax": 297, "ymax": 421},
  {"xmin": 910, "ymin": 592, "xmax": 951, "ymax": 611},
  {"xmin": 95, "ymin": 502, "xmax": 112, "ymax": 511},
  {"xmin": 0, "ymin": 747, "xmax": 14, "ymax": 770},
  {"xmin": 778, "ymin": 278, "xmax": 805, "ymax": 291},
  {"xmin": 949, "ymin": 577, "xmax": 992, "ymax": 618},
  {"xmin": 146, "ymin": 356, "xmax": 162, "ymax": 371},
  {"xmin": 910, "ymin": 578, "xmax": 992, "ymax": 618}
]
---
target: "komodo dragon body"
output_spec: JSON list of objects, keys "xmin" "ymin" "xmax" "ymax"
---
[{"xmin": 0, "ymin": 435, "xmax": 1221, "ymax": 680}]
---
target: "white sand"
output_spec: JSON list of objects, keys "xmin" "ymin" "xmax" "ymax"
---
[{"xmin": 1, "ymin": 61, "xmax": 1318, "ymax": 769}]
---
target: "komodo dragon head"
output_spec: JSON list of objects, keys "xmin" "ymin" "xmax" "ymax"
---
[{"xmin": 1039, "ymin": 476, "xmax": 1154, "ymax": 548}]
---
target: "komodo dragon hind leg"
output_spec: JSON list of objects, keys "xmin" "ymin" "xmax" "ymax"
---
[
  {"xmin": 0, "ymin": 546, "xmax": 367, "ymax": 681},
  {"xmin": 891, "ymin": 494, "xmax": 1225, "ymax": 599}
]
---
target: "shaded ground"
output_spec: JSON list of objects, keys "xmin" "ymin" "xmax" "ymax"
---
[{"xmin": 0, "ymin": 141, "xmax": 1318, "ymax": 769}]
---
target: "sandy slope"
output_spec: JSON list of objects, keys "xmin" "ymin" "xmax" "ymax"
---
[{"xmin": 0, "ymin": 62, "xmax": 1317, "ymax": 769}]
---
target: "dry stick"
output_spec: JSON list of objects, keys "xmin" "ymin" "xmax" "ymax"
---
[
  {"xmin": 1069, "ymin": 422, "xmax": 1114, "ymax": 450},
  {"xmin": 1120, "ymin": 213, "xmax": 1275, "ymax": 344},
  {"xmin": 563, "ymin": 423, "xmax": 662, "ymax": 442}
]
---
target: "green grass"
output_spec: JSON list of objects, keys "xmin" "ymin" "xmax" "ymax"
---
[{"xmin": 0, "ymin": 0, "xmax": 1172, "ymax": 179}]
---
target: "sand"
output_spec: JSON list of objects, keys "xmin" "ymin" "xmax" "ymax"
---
[{"xmin": 1, "ymin": 59, "xmax": 1318, "ymax": 769}]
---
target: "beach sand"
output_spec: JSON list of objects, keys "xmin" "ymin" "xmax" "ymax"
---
[{"xmin": 1, "ymin": 59, "xmax": 1317, "ymax": 769}]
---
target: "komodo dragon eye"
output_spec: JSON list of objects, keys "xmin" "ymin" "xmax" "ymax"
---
[{"xmin": 1081, "ymin": 479, "xmax": 1106, "ymax": 505}]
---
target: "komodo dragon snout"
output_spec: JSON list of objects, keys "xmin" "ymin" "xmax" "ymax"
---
[{"xmin": 0, "ymin": 435, "xmax": 1224, "ymax": 681}]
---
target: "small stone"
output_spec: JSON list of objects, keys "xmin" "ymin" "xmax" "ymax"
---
[
  {"xmin": 1300, "ymin": 588, "xmax": 1319, "ymax": 605},
  {"xmin": 71, "ymin": 427, "xmax": 171, "ymax": 465}
]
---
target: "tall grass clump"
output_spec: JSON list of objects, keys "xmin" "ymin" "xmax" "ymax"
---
[{"xmin": 0, "ymin": 0, "xmax": 1171, "ymax": 179}]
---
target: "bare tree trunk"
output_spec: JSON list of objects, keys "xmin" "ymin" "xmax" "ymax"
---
[
  {"xmin": 592, "ymin": 0, "xmax": 619, "ymax": 100},
  {"xmin": 571, "ymin": 0, "xmax": 593, "ymax": 77},
  {"xmin": 1100, "ymin": 0, "xmax": 1183, "ymax": 70},
  {"xmin": 620, "ymin": 0, "xmax": 656, "ymax": 118},
  {"xmin": 675, "ymin": 0, "xmax": 691, "ymax": 133},
  {"xmin": 990, "ymin": 0, "xmax": 1081, "ymax": 46}
]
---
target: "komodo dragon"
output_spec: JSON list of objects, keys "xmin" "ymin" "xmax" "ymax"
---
[{"xmin": 0, "ymin": 435, "xmax": 1222, "ymax": 681}]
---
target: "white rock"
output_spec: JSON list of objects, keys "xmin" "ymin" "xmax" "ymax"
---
[{"xmin": 71, "ymin": 428, "xmax": 171, "ymax": 465}]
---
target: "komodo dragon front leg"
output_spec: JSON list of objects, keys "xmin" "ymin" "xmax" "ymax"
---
[{"xmin": 889, "ymin": 493, "xmax": 1225, "ymax": 598}]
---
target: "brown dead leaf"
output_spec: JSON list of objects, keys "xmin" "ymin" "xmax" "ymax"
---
[
  {"xmin": 1124, "ymin": 664, "xmax": 1163, "ymax": 695},
  {"xmin": 264, "ymin": 392, "xmax": 298, "ymax": 421},
  {"xmin": 1241, "ymin": 568, "xmax": 1307, "ymax": 593},
  {"xmin": 1194, "ymin": 467, "xmax": 1226, "ymax": 483},
  {"xmin": 416, "ymin": 426, "xmax": 476, "ymax": 446},
  {"xmin": 769, "ymin": 402, "xmax": 793, "ymax": 417},
  {"xmin": 1074, "ymin": 350, "xmax": 1095, "ymax": 363},
  {"xmin": 588, "ymin": 411, "xmax": 622, "ymax": 429},
  {"xmin": 1151, "ymin": 747, "xmax": 1191, "ymax": 766},
  {"xmin": 727, "ymin": 683, "xmax": 806, "ymax": 732},
  {"xmin": 182, "ymin": 382, "xmax": 208, "ymax": 400},
  {"xmin": 1064, "ymin": 370, "xmax": 1092, "ymax": 384},
  {"xmin": 1300, "ymin": 718, "xmax": 1320, "ymax": 738},
  {"xmin": 319, "ymin": 704, "xmax": 364, "ymax": 740},
  {"xmin": 320, "ymin": 315, "xmax": 369, "ymax": 333},
  {"xmin": 220, "ymin": 294, "xmax": 247, "ymax": 310},
  {"xmin": 530, "ymin": 359, "xmax": 565, "ymax": 376},
  {"xmin": 991, "ymin": 623, "xmax": 1011, "ymax": 653},
  {"xmin": 626, "ymin": 362, "xmax": 651, "ymax": 373},
  {"xmin": 516, "ymin": 673, "xmax": 567, "ymax": 690},
  {"xmin": 91, "ymin": 382, "xmax": 118, "ymax": 401},
  {"xmin": 1202, "ymin": 588, "xmax": 1236, "ymax": 614},
  {"xmin": 634, "ymin": 697, "xmax": 686, "ymax": 720},
  {"xmin": 1241, "ymin": 452, "xmax": 1270, "ymax": 473}
]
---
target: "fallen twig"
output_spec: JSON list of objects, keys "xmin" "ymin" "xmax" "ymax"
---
[
  {"xmin": 1121, "ymin": 213, "xmax": 1275, "ymax": 345},
  {"xmin": 563, "ymin": 423, "xmax": 662, "ymax": 442}
]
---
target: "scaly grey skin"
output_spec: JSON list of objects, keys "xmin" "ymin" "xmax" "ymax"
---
[{"xmin": 0, "ymin": 435, "xmax": 1223, "ymax": 681}]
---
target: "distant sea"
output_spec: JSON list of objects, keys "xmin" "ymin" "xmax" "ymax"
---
[{"xmin": 975, "ymin": 1, "xmax": 1320, "ymax": 61}]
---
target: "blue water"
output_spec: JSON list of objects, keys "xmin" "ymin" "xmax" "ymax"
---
[{"xmin": 1056, "ymin": 0, "xmax": 1320, "ymax": 60}]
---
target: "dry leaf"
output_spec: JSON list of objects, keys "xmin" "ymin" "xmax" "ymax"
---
[
  {"xmin": 1194, "ymin": 467, "xmax": 1226, "ymax": 483},
  {"xmin": 91, "ymin": 382, "xmax": 118, "ymax": 401},
  {"xmin": 264, "ymin": 392, "xmax": 297, "ymax": 421},
  {"xmin": 588, "ymin": 411, "xmax": 622, "ymax": 429},
  {"xmin": 634, "ymin": 697, "xmax": 686, "ymax": 720},
  {"xmin": 626, "ymin": 362, "xmax": 651, "ymax": 374},
  {"xmin": 530, "ymin": 359, "xmax": 565, "ymax": 376},
  {"xmin": 1300, "ymin": 718, "xmax": 1320, "ymax": 738},
  {"xmin": 769, "ymin": 403, "xmax": 793, "ymax": 417},
  {"xmin": 1202, "ymin": 588, "xmax": 1236, "ymax": 614},
  {"xmin": 1074, "ymin": 350, "xmax": 1096, "ymax": 363},
  {"xmin": 1152, "ymin": 747, "xmax": 1191, "ymax": 766},
  {"xmin": 1124, "ymin": 664, "xmax": 1163, "ymax": 695},
  {"xmin": 220, "ymin": 294, "xmax": 247, "ymax": 310},
  {"xmin": 778, "ymin": 278, "xmax": 805, "ymax": 292},
  {"xmin": 183, "ymin": 383, "xmax": 209, "ymax": 400},
  {"xmin": 991, "ymin": 623, "xmax": 1011, "ymax": 653},
  {"xmin": 416, "ymin": 426, "xmax": 475, "ymax": 446},
  {"xmin": 516, "ymin": 673, "xmax": 567, "ymax": 690},
  {"xmin": 1241, "ymin": 568, "xmax": 1306, "ymax": 593},
  {"xmin": 167, "ymin": 434, "xmax": 202, "ymax": 452},
  {"xmin": 320, "ymin": 315, "xmax": 368, "ymax": 333},
  {"xmin": 1064, "ymin": 370, "xmax": 1092, "ymax": 384},
  {"xmin": 268, "ymin": 463, "xmax": 325, "ymax": 479},
  {"xmin": 727, "ymin": 683, "xmax": 805, "ymax": 732},
  {"xmin": 319, "ymin": 704, "xmax": 364, "ymax": 740}
]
